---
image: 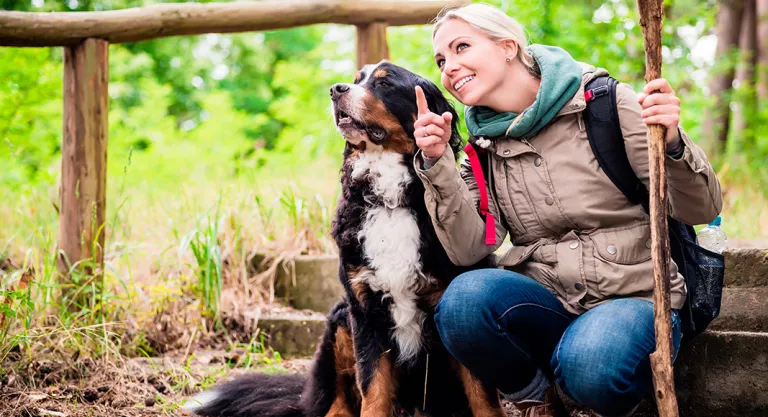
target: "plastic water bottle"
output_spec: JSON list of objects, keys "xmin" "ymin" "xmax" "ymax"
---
[{"xmin": 697, "ymin": 216, "xmax": 728, "ymax": 254}]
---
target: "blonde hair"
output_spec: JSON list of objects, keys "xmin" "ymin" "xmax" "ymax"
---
[{"xmin": 432, "ymin": 3, "xmax": 540, "ymax": 78}]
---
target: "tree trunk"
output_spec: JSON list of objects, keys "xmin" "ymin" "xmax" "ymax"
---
[
  {"xmin": 757, "ymin": 0, "xmax": 768, "ymax": 99},
  {"xmin": 702, "ymin": 0, "xmax": 745, "ymax": 155},
  {"xmin": 356, "ymin": 23, "xmax": 390, "ymax": 69},
  {"xmin": 733, "ymin": 0, "xmax": 758, "ymax": 148}
]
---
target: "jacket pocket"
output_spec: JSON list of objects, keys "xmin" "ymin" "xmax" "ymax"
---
[{"xmin": 588, "ymin": 222, "xmax": 653, "ymax": 296}]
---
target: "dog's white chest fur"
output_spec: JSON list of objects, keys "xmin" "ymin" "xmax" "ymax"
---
[{"xmin": 352, "ymin": 151, "xmax": 425, "ymax": 362}]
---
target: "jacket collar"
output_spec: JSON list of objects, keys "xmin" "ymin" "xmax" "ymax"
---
[{"xmin": 555, "ymin": 63, "xmax": 609, "ymax": 117}]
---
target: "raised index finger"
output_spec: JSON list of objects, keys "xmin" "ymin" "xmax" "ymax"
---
[{"xmin": 415, "ymin": 86, "xmax": 430, "ymax": 116}]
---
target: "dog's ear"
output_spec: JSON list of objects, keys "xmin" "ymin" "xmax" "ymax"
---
[{"xmin": 416, "ymin": 79, "xmax": 463, "ymax": 158}]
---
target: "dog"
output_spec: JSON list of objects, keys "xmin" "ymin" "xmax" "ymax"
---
[{"xmin": 184, "ymin": 61, "xmax": 504, "ymax": 417}]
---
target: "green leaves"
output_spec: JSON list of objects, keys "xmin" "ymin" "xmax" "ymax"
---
[{"xmin": 0, "ymin": 48, "xmax": 62, "ymax": 187}]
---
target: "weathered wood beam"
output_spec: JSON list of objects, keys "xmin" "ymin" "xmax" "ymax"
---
[
  {"xmin": 356, "ymin": 23, "xmax": 390, "ymax": 69},
  {"xmin": 59, "ymin": 38, "xmax": 108, "ymax": 282},
  {"xmin": 0, "ymin": 0, "xmax": 466, "ymax": 47}
]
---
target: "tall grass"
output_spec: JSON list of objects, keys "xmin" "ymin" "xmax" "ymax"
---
[
  {"xmin": 180, "ymin": 197, "xmax": 224, "ymax": 319},
  {"xmin": 0, "ymin": 149, "xmax": 341, "ymax": 363}
]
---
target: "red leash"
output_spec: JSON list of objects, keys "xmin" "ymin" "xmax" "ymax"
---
[{"xmin": 463, "ymin": 143, "xmax": 496, "ymax": 245}]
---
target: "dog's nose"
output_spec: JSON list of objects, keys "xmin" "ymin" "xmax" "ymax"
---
[{"xmin": 330, "ymin": 83, "xmax": 349, "ymax": 101}]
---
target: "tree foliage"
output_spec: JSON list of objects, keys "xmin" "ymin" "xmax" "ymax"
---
[{"xmin": 0, "ymin": 0, "xmax": 765, "ymax": 192}]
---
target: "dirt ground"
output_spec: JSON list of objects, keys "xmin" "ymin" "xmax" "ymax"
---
[{"xmin": 0, "ymin": 348, "xmax": 313, "ymax": 417}]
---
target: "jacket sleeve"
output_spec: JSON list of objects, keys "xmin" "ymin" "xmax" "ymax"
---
[
  {"xmin": 413, "ymin": 147, "xmax": 507, "ymax": 266},
  {"xmin": 616, "ymin": 83, "xmax": 723, "ymax": 225}
]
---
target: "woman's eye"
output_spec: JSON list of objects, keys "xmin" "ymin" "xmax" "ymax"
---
[
  {"xmin": 457, "ymin": 43, "xmax": 469, "ymax": 52},
  {"xmin": 436, "ymin": 59, "xmax": 445, "ymax": 68}
]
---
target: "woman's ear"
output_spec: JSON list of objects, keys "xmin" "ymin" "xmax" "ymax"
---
[{"xmin": 500, "ymin": 39, "xmax": 518, "ymax": 62}]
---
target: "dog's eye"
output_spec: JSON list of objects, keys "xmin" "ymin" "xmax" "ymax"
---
[{"xmin": 375, "ymin": 80, "xmax": 391, "ymax": 88}]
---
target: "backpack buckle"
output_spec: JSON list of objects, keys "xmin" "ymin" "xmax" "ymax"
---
[{"xmin": 585, "ymin": 85, "xmax": 610, "ymax": 102}]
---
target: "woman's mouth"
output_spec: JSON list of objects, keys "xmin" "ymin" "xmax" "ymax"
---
[{"xmin": 454, "ymin": 75, "xmax": 475, "ymax": 91}]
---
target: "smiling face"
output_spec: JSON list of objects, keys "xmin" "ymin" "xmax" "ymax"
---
[
  {"xmin": 330, "ymin": 61, "xmax": 461, "ymax": 155},
  {"xmin": 433, "ymin": 18, "xmax": 513, "ymax": 108}
]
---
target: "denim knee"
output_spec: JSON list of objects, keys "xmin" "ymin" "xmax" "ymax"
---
[
  {"xmin": 554, "ymin": 343, "xmax": 644, "ymax": 416},
  {"xmin": 434, "ymin": 270, "xmax": 497, "ymax": 355},
  {"xmin": 551, "ymin": 299, "xmax": 681, "ymax": 417}
]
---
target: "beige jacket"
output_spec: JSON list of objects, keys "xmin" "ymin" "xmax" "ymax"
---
[{"xmin": 414, "ymin": 65, "xmax": 722, "ymax": 314}]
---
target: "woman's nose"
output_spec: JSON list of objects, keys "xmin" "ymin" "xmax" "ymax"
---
[{"xmin": 443, "ymin": 59, "xmax": 460, "ymax": 75}]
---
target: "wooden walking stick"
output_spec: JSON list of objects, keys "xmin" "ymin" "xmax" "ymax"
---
[{"xmin": 636, "ymin": 1, "xmax": 680, "ymax": 416}]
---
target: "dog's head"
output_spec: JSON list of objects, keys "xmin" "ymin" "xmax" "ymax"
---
[{"xmin": 330, "ymin": 61, "xmax": 461, "ymax": 156}]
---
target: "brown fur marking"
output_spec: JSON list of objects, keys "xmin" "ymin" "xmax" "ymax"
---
[
  {"xmin": 421, "ymin": 287, "xmax": 445, "ymax": 309},
  {"xmin": 458, "ymin": 362, "xmax": 505, "ymax": 417},
  {"xmin": 361, "ymin": 95, "xmax": 414, "ymax": 154},
  {"xmin": 360, "ymin": 354, "xmax": 396, "ymax": 417},
  {"xmin": 325, "ymin": 324, "xmax": 359, "ymax": 416},
  {"xmin": 374, "ymin": 69, "xmax": 388, "ymax": 79},
  {"xmin": 348, "ymin": 266, "xmax": 370, "ymax": 307},
  {"xmin": 334, "ymin": 326, "xmax": 356, "ymax": 375}
]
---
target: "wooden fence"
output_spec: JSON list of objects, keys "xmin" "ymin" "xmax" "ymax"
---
[{"xmin": 0, "ymin": 0, "xmax": 462, "ymax": 277}]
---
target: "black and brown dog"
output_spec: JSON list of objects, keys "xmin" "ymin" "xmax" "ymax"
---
[{"xmin": 185, "ymin": 61, "xmax": 503, "ymax": 417}]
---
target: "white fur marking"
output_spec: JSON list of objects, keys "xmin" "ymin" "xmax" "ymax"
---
[
  {"xmin": 181, "ymin": 389, "xmax": 219, "ymax": 412},
  {"xmin": 344, "ymin": 64, "xmax": 377, "ymax": 124},
  {"xmin": 353, "ymin": 151, "xmax": 426, "ymax": 363},
  {"xmin": 346, "ymin": 84, "xmax": 368, "ymax": 123},
  {"xmin": 351, "ymin": 151, "xmax": 411, "ymax": 208}
]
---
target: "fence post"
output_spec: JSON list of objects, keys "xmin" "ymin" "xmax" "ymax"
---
[
  {"xmin": 59, "ymin": 38, "xmax": 109, "ymax": 298},
  {"xmin": 356, "ymin": 22, "xmax": 390, "ymax": 69}
]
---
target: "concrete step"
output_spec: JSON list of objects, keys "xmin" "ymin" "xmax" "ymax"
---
[
  {"xmin": 709, "ymin": 287, "xmax": 768, "ymax": 332},
  {"xmin": 675, "ymin": 330, "xmax": 768, "ymax": 417},
  {"xmin": 250, "ymin": 311, "xmax": 327, "ymax": 358},
  {"xmin": 724, "ymin": 248, "xmax": 768, "ymax": 287},
  {"xmin": 251, "ymin": 253, "xmax": 344, "ymax": 313}
]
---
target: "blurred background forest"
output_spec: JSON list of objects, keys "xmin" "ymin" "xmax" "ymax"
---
[{"xmin": 0, "ymin": 0, "xmax": 766, "ymax": 383}]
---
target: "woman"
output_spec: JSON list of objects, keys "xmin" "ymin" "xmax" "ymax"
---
[{"xmin": 412, "ymin": 3, "xmax": 722, "ymax": 417}]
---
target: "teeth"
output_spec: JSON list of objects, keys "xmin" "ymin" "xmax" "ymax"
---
[{"xmin": 454, "ymin": 75, "xmax": 475, "ymax": 90}]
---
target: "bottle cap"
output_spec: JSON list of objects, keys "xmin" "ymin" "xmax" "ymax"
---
[{"xmin": 708, "ymin": 215, "xmax": 722, "ymax": 227}]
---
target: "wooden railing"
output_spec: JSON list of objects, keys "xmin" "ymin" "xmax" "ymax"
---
[{"xmin": 0, "ymin": 0, "xmax": 462, "ymax": 278}]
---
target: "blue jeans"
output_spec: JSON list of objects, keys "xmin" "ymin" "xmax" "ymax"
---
[{"xmin": 434, "ymin": 269, "xmax": 682, "ymax": 417}]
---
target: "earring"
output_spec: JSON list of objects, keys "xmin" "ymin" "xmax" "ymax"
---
[{"xmin": 506, "ymin": 57, "xmax": 511, "ymax": 63}]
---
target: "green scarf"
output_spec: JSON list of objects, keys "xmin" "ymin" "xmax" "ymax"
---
[{"xmin": 465, "ymin": 44, "xmax": 583, "ymax": 139}]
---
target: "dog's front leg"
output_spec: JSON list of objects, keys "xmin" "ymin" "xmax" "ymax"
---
[
  {"xmin": 455, "ymin": 361, "xmax": 505, "ymax": 417},
  {"xmin": 350, "ymin": 308, "xmax": 397, "ymax": 417},
  {"xmin": 359, "ymin": 352, "xmax": 396, "ymax": 417}
]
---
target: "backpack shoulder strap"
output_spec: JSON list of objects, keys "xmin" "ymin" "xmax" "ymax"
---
[{"xmin": 583, "ymin": 76, "xmax": 650, "ymax": 213}]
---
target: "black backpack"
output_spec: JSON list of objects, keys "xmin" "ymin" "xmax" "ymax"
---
[{"xmin": 583, "ymin": 76, "xmax": 726, "ymax": 342}]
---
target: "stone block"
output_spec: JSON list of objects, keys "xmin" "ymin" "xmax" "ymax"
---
[
  {"xmin": 724, "ymin": 248, "xmax": 768, "ymax": 287},
  {"xmin": 675, "ymin": 331, "xmax": 768, "ymax": 417},
  {"xmin": 252, "ymin": 253, "xmax": 344, "ymax": 313},
  {"xmin": 258, "ymin": 312, "xmax": 327, "ymax": 358},
  {"xmin": 709, "ymin": 287, "xmax": 768, "ymax": 332}
]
